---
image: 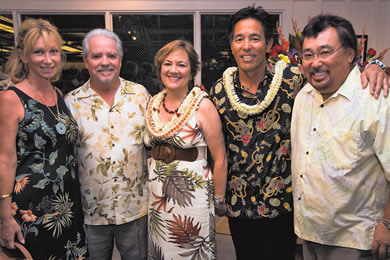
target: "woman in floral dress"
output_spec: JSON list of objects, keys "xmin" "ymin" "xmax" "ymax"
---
[
  {"xmin": 0, "ymin": 18, "xmax": 87, "ymax": 259},
  {"xmin": 145, "ymin": 40, "xmax": 227, "ymax": 259}
]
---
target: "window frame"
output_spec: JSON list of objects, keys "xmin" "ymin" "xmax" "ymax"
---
[{"xmin": 5, "ymin": 7, "xmax": 285, "ymax": 86}]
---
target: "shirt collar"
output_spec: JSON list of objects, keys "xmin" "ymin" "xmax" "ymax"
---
[
  {"xmin": 233, "ymin": 61, "xmax": 273, "ymax": 94},
  {"xmin": 120, "ymin": 77, "xmax": 136, "ymax": 95},
  {"xmin": 82, "ymin": 77, "xmax": 135, "ymax": 95}
]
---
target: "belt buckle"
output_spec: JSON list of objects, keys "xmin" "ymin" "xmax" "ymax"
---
[{"xmin": 159, "ymin": 144, "xmax": 176, "ymax": 164}]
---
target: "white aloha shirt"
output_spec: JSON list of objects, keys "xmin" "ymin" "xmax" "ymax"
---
[
  {"xmin": 65, "ymin": 78, "xmax": 150, "ymax": 225},
  {"xmin": 292, "ymin": 66, "xmax": 390, "ymax": 250}
]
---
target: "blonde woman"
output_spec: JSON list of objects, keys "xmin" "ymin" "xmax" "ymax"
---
[{"xmin": 0, "ymin": 18, "xmax": 87, "ymax": 259}]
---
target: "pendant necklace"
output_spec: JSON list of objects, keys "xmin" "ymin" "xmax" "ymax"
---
[{"xmin": 33, "ymin": 83, "xmax": 66, "ymax": 135}]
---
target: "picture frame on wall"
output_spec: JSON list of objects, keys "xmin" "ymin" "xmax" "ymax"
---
[{"xmin": 357, "ymin": 34, "xmax": 368, "ymax": 62}]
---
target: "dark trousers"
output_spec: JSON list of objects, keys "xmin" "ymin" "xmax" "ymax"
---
[
  {"xmin": 228, "ymin": 212, "xmax": 296, "ymax": 260},
  {"xmin": 303, "ymin": 240, "xmax": 373, "ymax": 260},
  {"xmin": 85, "ymin": 215, "xmax": 147, "ymax": 260}
]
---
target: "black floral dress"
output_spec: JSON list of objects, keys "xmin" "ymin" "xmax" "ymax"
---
[{"xmin": 8, "ymin": 87, "xmax": 88, "ymax": 260}]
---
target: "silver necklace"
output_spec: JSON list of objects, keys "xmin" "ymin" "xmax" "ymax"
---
[{"xmin": 33, "ymin": 83, "xmax": 66, "ymax": 135}]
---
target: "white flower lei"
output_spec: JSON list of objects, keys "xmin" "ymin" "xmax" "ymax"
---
[
  {"xmin": 146, "ymin": 87, "xmax": 207, "ymax": 139},
  {"xmin": 223, "ymin": 59, "xmax": 288, "ymax": 115}
]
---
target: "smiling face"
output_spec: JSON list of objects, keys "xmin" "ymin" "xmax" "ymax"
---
[
  {"xmin": 22, "ymin": 35, "xmax": 61, "ymax": 81},
  {"xmin": 231, "ymin": 18, "xmax": 273, "ymax": 75},
  {"xmin": 160, "ymin": 48, "xmax": 192, "ymax": 93},
  {"xmin": 302, "ymin": 27, "xmax": 355, "ymax": 99},
  {"xmin": 83, "ymin": 34, "xmax": 122, "ymax": 86}
]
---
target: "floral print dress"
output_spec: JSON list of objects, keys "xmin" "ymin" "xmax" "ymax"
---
[
  {"xmin": 8, "ymin": 87, "xmax": 88, "ymax": 260},
  {"xmin": 145, "ymin": 87, "xmax": 216, "ymax": 260}
]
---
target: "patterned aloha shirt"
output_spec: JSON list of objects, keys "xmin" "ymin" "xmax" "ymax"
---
[
  {"xmin": 64, "ymin": 78, "xmax": 150, "ymax": 225},
  {"xmin": 209, "ymin": 61, "xmax": 303, "ymax": 219}
]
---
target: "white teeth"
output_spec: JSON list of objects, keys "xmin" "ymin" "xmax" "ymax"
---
[
  {"xmin": 313, "ymin": 72, "xmax": 327, "ymax": 76},
  {"xmin": 101, "ymin": 71, "xmax": 112, "ymax": 76}
]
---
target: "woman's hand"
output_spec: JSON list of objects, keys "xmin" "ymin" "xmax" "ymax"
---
[{"xmin": 0, "ymin": 216, "xmax": 24, "ymax": 249}]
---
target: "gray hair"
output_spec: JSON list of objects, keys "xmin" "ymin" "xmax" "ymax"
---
[{"xmin": 82, "ymin": 28, "xmax": 123, "ymax": 58}]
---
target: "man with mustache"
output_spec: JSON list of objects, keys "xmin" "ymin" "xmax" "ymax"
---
[
  {"xmin": 65, "ymin": 29, "xmax": 150, "ymax": 260},
  {"xmin": 292, "ymin": 14, "xmax": 390, "ymax": 260},
  {"xmin": 209, "ymin": 5, "xmax": 389, "ymax": 260}
]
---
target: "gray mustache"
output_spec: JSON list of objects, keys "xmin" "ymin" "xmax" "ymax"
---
[{"xmin": 97, "ymin": 66, "xmax": 115, "ymax": 72}]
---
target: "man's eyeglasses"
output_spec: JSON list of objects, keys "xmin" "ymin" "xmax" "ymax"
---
[{"xmin": 301, "ymin": 45, "xmax": 344, "ymax": 61}]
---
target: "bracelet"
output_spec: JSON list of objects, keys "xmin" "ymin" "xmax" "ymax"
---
[
  {"xmin": 382, "ymin": 219, "xmax": 390, "ymax": 230},
  {"xmin": 214, "ymin": 195, "xmax": 225, "ymax": 205},
  {"xmin": 366, "ymin": 59, "xmax": 387, "ymax": 71},
  {"xmin": 0, "ymin": 193, "xmax": 12, "ymax": 199}
]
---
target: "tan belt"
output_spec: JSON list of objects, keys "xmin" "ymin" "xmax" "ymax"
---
[{"xmin": 151, "ymin": 144, "xmax": 206, "ymax": 164}]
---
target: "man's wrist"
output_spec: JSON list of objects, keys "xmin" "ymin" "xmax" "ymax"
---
[
  {"xmin": 381, "ymin": 218, "xmax": 390, "ymax": 230},
  {"xmin": 214, "ymin": 195, "xmax": 225, "ymax": 205},
  {"xmin": 366, "ymin": 59, "xmax": 387, "ymax": 71}
]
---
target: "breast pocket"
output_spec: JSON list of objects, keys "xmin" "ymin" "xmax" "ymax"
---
[{"xmin": 318, "ymin": 130, "xmax": 362, "ymax": 174}]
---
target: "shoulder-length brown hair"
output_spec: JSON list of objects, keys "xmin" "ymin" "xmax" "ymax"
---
[{"xmin": 154, "ymin": 40, "xmax": 200, "ymax": 87}]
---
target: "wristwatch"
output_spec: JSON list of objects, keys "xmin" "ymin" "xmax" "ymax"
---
[
  {"xmin": 214, "ymin": 196, "xmax": 225, "ymax": 205},
  {"xmin": 366, "ymin": 59, "xmax": 387, "ymax": 71},
  {"xmin": 381, "ymin": 219, "xmax": 390, "ymax": 230},
  {"xmin": 214, "ymin": 195, "xmax": 227, "ymax": 216}
]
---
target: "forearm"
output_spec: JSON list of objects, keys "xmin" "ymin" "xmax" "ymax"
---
[
  {"xmin": 0, "ymin": 163, "xmax": 16, "ymax": 221},
  {"xmin": 212, "ymin": 157, "xmax": 227, "ymax": 198},
  {"xmin": 0, "ymin": 197, "xmax": 13, "ymax": 223},
  {"xmin": 196, "ymin": 98, "xmax": 228, "ymax": 198},
  {"xmin": 382, "ymin": 190, "xmax": 390, "ymax": 222}
]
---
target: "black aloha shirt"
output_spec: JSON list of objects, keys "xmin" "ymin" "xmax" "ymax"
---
[{"xmin": 209, "ymin": 61, "xmax": 303, "ymax": 219}]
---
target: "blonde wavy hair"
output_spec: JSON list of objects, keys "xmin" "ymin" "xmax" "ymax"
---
[{"xmin": 5, "ymin": 18, "xmax": 65, "ymax": 83}]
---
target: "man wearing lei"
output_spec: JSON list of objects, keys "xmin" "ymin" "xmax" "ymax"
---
[{"xmin": 209, "ymin": 5, "xmax": 389, "ymax": 260}]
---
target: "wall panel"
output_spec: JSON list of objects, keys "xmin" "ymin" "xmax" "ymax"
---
[{"xmin": 0, "ymin": 0, "xmax": 389, "ymax": 64}]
